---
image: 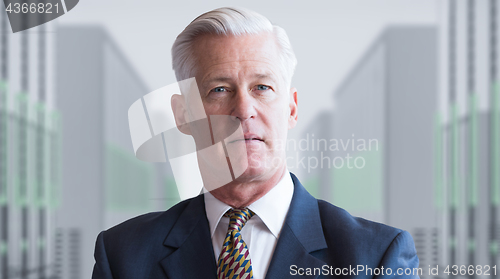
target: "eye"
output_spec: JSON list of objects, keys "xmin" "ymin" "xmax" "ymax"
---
[
  {"xmin": 256, "ymin": 85, "xmax": 270, "ymax": 91},
  {"xmin": 212, "ymin": 87, "xmax": 227, "ymax": 93}
]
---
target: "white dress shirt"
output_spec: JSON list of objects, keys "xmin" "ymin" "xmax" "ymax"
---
[{"xmin": 204, "ymin": 170, "xmax": 294, "ymax": 279}]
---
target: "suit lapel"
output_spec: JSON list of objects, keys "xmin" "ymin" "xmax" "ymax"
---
[
  {"xmin": 265, "ymin": 173, "xmax": 328, "ymax": 279},
  {"xmin": 159, "ymin": 173, "xmax": 327, "ymax": 279},
  {"xmin": 160, "ymin": 195, "xmax": 217, "ymax": 279}
]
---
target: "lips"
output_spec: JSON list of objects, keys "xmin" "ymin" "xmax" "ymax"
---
[
  {"xmin": 228, "ymin": 133, "xmax": 264, "ymax": 143},
  {"xmin": 244, "ymin": 134, "xmax": 264, "ymax": 142}
]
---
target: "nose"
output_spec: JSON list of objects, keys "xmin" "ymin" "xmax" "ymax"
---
[{"xmin": 230, "ymin": 89, "xmax": 256, "ymax": 121}]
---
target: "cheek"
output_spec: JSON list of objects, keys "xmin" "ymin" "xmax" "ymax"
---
[
  {"xmin": 202, "ymin": 99, "xmax": 229, "ymax": 115},
  {"xmin": 277, "ymin": 101, "xmax": 291, "ymax": 124},
  {"xmin": 264, "ymin": 104, "xmax": 290, "ymax": 137}
]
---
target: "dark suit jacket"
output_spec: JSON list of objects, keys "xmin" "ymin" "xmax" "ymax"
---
[{"xmin": 92, "ymin": 173, "xmax": 419, "ymax": 278}]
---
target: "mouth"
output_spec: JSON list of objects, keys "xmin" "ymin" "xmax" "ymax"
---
[{"xmin": 228, "ymin": 134, "xmax": 264, "ymax": 144}]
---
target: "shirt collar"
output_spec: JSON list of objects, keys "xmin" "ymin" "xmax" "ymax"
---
[{"xmin": 204, "ymin": 170, "xmax": 294, "ymax": 238}]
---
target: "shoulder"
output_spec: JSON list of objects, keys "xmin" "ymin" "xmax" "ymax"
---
[
  {"xmin": 92, "ymin": 195, "xmax": 205, "ymax": 277},
  {"xmin": 99, "ymin": 196, "xmax": 199, "ymax": 251},
  {"xmin": 316, "ymin": 199, "xmax": 411, "ymax": 255},
  {"xmin": 313, "ymin": 199, "xmax": 418, "ymax": 269}
]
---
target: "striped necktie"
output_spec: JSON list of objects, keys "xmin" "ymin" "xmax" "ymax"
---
[{"xmin": 217, "ymin": 208, "xmax": 255, "ymax": 279}]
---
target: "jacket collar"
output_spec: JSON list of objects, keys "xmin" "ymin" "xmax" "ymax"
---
[
  {"xmin": 265, "ymin": 173, "xmax": 328, "ymax": 279},
  {"xmin": 159, "ymin": 172, "xmax": 327, "ymax": 279},
  {"xmin": 160, "ymin": 194, "xmax": 217, "ymax": 278}
]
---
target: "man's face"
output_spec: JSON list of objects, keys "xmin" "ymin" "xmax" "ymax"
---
[{"xmin": 179, "ymin": 32, "xmax": 298, "ymax": 185}]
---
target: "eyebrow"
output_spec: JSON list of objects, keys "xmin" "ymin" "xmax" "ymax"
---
[
  {"xmin": 203, "ymin": 73, "xmax": 276, "ymax": 85},
  {"xmin": 204, "ymin": 76, "xmax": 233, "ymax": 84},
  {"xmin": 251, "ymin": 73, "xmax": 275, "ymax": 81}
]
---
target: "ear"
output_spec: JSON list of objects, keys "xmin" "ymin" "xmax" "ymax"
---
[
  {"xmin": 171, "ymin": 94, "xmax": 192, "ymax": 135},
  {"xmin": 288, "ymin": 87, "xmax": 298, "ymax": 129}
]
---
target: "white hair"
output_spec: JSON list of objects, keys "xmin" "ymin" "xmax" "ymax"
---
[{"xmin": 171, "ymin": 7, "xmax": 297, "ymax": 88}]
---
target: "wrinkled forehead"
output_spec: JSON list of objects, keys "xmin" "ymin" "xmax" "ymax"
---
[{"xmin": 191, "ymin": 32, "xmax": 282, "ymax": 80}]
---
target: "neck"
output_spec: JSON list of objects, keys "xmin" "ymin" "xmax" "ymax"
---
[{"xmin": 209, "ymin": 166, "xmax": 287, "ymax": 208}]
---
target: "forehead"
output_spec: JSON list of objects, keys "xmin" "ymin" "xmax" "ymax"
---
[{"xmin": 191, "ymin": 32, "xmax": 281, "ymax": 81}]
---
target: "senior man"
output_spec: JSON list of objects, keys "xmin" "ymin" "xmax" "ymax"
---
[{"xmin": 92, "ymin": 7, "xmax": 419, "ymax": 279}]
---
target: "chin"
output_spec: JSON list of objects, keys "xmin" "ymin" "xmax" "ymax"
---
[
  {"xmin": 236, "ymin": 165, "xmax": 265, "ymax": 180},
  {"xmin": 234, "ymin": 156, "xmax": 281, "ymax": 182}
]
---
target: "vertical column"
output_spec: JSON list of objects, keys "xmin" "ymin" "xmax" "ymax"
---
[
  {"xmin": 437, "ymin": 0, "xmax": 450, "ymax": 269},
  {"xmin": 0, "ymin": 3, "xmax": 8, "ymax": 278},
  {"xmin": 489, "ymin": 0, "xmax": 499, "ymax": 272},
  {"xmin": 18, "ymin": 11, "xmax": 29, "ymax": 279},
  {"xmin": 49, "ymin": 110, "xmax": 61, "ymax": 278},
  {"xmin": 36, "ymin": 15, "xmax": 47, "ymax": 279},
  {"xmin": 448, "ymin": 0, "xmax": 459, "ymax": 266},
  {"xmin": 467, "ymin": 0, "xmax": 478, "ymax": 275}
]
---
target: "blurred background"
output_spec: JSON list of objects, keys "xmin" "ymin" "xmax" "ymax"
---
[{"xmin": 0, "ymin": 0, "xmax": 498, "ymax": 278}]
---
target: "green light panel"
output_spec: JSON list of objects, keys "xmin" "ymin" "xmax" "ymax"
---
[
  {"xmin": 0, "ymin": 81, "xmax": 7, "ymax": 206},
  {"xmin": 14, "ymin": 92, "xmax": 29, "ymax": 207},
  {"xmin": 470, "ymin": 94, "xmax": 478, "ymax": 206},
  {"xmin": 493, "ymin": 82, "xmax": 500, "ymax": 206},
  {"xmin": 451, "ymin": 103, "xmax": 460, "ymax": 209},
  {"xmin": 49, "ymin": 110, "xmax": 61, "ymax": 209},
  {"xmin": 105, "ymin": 143, "xmax": 155, "ymax": 212},
  {"xmin": 332, "ymin": 148, "xmax": 383, "ymax": 212},
  {"xmin": 434, "ymin": 112, "xmax": 443, "ymax": 209}
]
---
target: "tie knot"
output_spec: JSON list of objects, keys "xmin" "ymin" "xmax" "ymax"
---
[{"xmin": 224, "ymin": 208, "xmax": 255, "ymax": 232}]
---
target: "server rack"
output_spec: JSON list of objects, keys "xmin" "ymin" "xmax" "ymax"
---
[
  {"xmin": 327, "ymin": 26, "xmax": 438, "ymax": 277},
  {"xmin": 0, "ymin": 6, "xmax": 8, "ymax": 279},
  {"xmin": 0, "ymin": 9, "xmax": 60, "ymax": 279},
  {"xmin": 439, "ymin": 1, "xmax": 500, "ymax": 277},
  {"xmin": 297, "ymin": 111, "xmax": 334, "ymax": 202},
  {"xmin": 56, "ymin": 26, "xmax": 177, "ymax": 279}
]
